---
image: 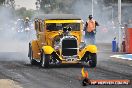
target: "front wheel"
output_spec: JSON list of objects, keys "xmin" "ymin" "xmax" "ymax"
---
[
  {"xmin": 40, "ymin": 51, "xmax": 50, "ymax": 68},
  {"xmin": 89, "ymin": 53, "xmax": 97, "ymax": 68}
]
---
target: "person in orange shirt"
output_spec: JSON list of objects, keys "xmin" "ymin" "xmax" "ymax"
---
[{"xmin": 84, "ymin": 15, "xmax": 99, "ymax": 44}]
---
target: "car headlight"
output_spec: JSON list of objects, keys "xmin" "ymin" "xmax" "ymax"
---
[
  {"xmin": 79, "ymin": 42, "xmax": 86, "ymax": 50},
  {"xmin": 54, "ymin": 45, "xmax": 60, "ymax": 50}
]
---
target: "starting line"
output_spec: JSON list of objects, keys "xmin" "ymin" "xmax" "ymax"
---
[{"xmin": 110, "ymin": 54, "xmax": 132, "ymax": 60}]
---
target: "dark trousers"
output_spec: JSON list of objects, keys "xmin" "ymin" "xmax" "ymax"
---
[{"xmin": 85, "ymin": 31, "xmax": 95, "ymax": 45}]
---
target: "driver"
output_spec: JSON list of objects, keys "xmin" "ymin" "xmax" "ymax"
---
[{"xmin": 24, "ymin": 17, "xmax": 30, "ymax": 28}]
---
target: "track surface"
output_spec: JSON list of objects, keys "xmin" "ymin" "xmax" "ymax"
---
[{"xmin": 0, "ymin": 43, "xmax": 132, "ymax": 88}]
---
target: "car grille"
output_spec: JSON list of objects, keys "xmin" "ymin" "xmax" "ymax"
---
[{"xmin": 62, "ymin": 38, "xmax": 77, "ymax": 56}]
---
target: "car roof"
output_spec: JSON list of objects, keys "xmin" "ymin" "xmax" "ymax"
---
[{"xmin": 35, "ymin": 14, "xmax": 82, "ymax": 20}]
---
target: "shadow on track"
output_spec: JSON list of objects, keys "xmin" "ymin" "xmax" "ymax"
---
[{"xmin": 25, "ymin": 62, "xmax": 91, "ymax": 69}]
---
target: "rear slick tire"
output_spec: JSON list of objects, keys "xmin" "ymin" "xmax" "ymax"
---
[{"xmin": 29, "ymin": 46, "xmax": 36, "ymax": 65}]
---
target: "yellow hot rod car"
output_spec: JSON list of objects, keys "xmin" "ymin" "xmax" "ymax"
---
[{"xmin": 28, "ymin": 14, "xmax": 97, "ymax": 68}]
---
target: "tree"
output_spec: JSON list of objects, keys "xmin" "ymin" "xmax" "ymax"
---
[
  {"xmin": 104, "ymin": 0, "xmax": 132, "ymax": 5},
  {"xmin": 39, "ymin": 0, "xmax": 55, "ymax": 13},
  {"xmin": 0, "ymin": 0, "xmax": 5, "ymax": 5},
  {"xmin": 16, "ymin": 7, "xmax": 34, "ymax": 19},
  {"xmin": 39, "ymin": 0, "xmax": 75, "ymax": 13},
  {"xmin": 4, "ymin": 0, "xmax": 15, "ymax": 9}
]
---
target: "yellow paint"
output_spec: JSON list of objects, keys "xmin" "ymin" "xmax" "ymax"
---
[
  {"xmin": 45, "ymin": 20, "xmax": 82, "ymax": 23},
  {"xmin": 78, "ymin": 45, "xmax": 97, "ymax": 59},
  {"xmin": 31, "ymin": 40, "xmax": 41, "ymax": 59},
  {"xmin": 86, "ymin": 45, "xmax": 97, "ymax": 53},
  {"xmin": 42, "ymin": 46, "xmax": 54, "ymax": 54}
]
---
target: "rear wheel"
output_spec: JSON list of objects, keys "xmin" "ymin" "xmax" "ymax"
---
[
  {"xmin": 40, "ymin": 51, "xmax": 50, "ymax": 68},
  {"xmin": 89, "ymin": 53, "xmax": 97, "ymax": 68},
  {"xmin": 29, "ymin": 45, "xmax": 36, "ymax": 65}
]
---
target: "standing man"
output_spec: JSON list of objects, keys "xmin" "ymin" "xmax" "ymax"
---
[
  {"xmin": 24, "ymin": 17, "xmax": 30, "ymax": 29},
  {"xmin": 84, "ymin": 15, "xmax": 99, "ymax": 45}
]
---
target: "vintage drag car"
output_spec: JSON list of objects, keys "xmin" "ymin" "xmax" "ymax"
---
[{"xmin": 28, "ymin": 14, "xmax": 97, "ymax": 68}]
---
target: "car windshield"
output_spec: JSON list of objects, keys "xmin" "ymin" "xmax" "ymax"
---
[{"xmin": 46, "ymin": 23, "xmax": 80, "ymax": 31}]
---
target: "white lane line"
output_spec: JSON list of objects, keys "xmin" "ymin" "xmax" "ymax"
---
[
  {"xmin": 110, "ymin": 55, "xmax": 121, "ymax": 58},
  {"xmin": 110, "ymin": 54, "xmax": 132, "ymax": 61}
]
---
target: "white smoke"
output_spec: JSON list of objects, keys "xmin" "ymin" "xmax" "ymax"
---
[
  {"xmin": 71, "ymin": 0, "xmax": 117, "ymax": 43},
  {"xmin": 72, "ymin": 0, "xmax": 132, "ymax": 43},
  {"xmin": 0, "ymin": 6, "xmax": 33, "ymax": 61}
]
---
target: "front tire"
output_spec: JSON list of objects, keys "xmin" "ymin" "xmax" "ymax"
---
[
  {"xmin": 89, "ymin": 53, "xmax": 97, "ymax": 68},
  {"xmin": 40, "ymin": 51, "xmax": 50, "ymax": 68}
]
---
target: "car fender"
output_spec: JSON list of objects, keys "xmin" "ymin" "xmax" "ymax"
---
[
  {"xmin": 78, "ymin": 45, "xmax": 97, "ymax": 59},
  {"xmin": 42, "ymin": 46, "xmax": 54, "ymax": 54},
  {"xmin": 85, "ymin": 45, "xmax": 97, "ymax": 53}
]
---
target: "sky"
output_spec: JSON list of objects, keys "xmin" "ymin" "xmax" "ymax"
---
[{"xmin": 15, "ymin": 0, "xmax": 36, "ymax": 10}]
